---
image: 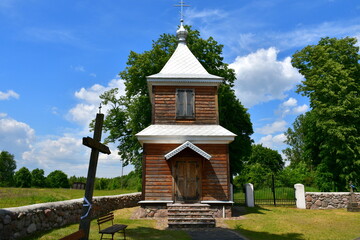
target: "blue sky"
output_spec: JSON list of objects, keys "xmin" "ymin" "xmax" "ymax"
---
[{"xmin": 1, "ymin": 0, "xmax": 359, "ymax": 178}]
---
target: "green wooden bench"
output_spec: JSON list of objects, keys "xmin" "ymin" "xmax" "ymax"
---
[{"xmin": 97, "ymin": 212, "xmax": 127, "ymax": 240}]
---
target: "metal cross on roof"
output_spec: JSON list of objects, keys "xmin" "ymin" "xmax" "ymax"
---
[{"xmin": 174, "ymin": 0, "xmax": 190, "ymax": 23}]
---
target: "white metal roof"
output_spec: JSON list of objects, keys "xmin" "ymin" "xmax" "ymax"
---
[
  {"xmin": 164, "ymin": 141, "xmax": 212, "ymax": 160},
  {"xmin": 147, "ymin": 43, "xmax": 223, "ymax": 81},
  {"xmin": 136, "ymin": 124, "xmax": 236, "ymax": 145}
]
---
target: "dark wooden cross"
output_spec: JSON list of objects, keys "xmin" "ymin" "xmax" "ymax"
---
[{"xmin": 79, "ymin": 113, "xmax": 111, "ymax": 240}]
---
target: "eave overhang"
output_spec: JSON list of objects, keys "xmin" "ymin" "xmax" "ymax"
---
[{"xmin": 136, "ymin": 124, "xmax": 236, "ymax": 145}]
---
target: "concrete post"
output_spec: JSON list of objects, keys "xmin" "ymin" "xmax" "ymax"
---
[
  {"xmin": 245, "ymin": 183, "xmax": 255, "ymax": 207},
  {"xmin": 294, "ymin": 183, "xmax": 306, "ymax": 209}
]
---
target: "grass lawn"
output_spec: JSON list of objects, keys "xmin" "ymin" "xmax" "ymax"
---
[
  {"xmin": 0, "ymin": 187, "xmax": 137, "ymax": 208},
  {"xmin": 226, "ymin": 206, "xmax": 360, "ymax": 240},
  {"xmin": 24, "ymin": 207, "xmax": 191, "ymax": 240}
]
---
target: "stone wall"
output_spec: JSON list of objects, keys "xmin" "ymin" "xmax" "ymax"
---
[
  {"xmin": 0, "ymin": 192, "xmax": 141, "ymax": 240},
  {"xmin": 305, "ymin": 192, "xmax": 360, "ymax": 209}
]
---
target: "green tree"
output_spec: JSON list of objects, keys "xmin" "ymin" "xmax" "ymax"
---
[
  {"xmin": 278, "ymin": 162, "xmax": 315, "ymax": 188},
  {"xmin": 31, "ymin": 168, "xmax": 46, "ymax": 188},
  {"xmin": 0, "ymin": 151, "xmax": 16, "ymax": 186},
  {"xmin": 14, "ymin": 167, "xmax": 32, "ymax": 188},
  {"xmin": 291, "ymin": 37, "xmax": 360, "ymax": 190},
  {"xmin": 284, "ymin": 111, "xmax": 322, "ymax": 169},
  {"xmin": 248, "ymin": 144, "xmax": 284, "ymax": 174},
  {"xmin": 46, "ymin": 170, "xmax": 69, "ymax": 188},
  {"xmin": 100, "ymin": 26, "xmax": 253, "ymax": 176},
  {"xmin": 234, "ymin": 144, "xmax": 283, "ymax": 189}
]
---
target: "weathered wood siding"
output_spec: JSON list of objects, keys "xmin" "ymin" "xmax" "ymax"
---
[
  {"xmin": 153, "ymin": 86, "xmax": 218, "ymax": 124},
  {"xmin": 143, "ymin": 144, "xmax": 176, "ymax": 201},
  {"xmin": 200, "ymin": 144, "xmax": 230, "ymax": 201},
  {"xmin": 143, "ymin": 143, "xmax": 229, "ymax": 201}
]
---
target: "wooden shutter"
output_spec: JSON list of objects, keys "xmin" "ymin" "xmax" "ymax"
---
[
  {"xmin": 186, "ymin": 90, "xmax": 194, "ymax": 117},
  {"xmin": 176, "ymin": 89, "xmax": 194, "ymax": 119}
]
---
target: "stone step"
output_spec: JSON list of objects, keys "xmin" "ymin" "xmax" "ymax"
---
[
  {"xmin": 169, "ymin": 217, "xmax": 214, "ymax": 221},
  {"xmin": 167, "ymin": 203, "xmax": 215, "ymax": 228},
  {"xmin": 167, "ymin": 203, "xmax": 210, "ymax": 209},
  {"xmin": 168, "ymin": 209, "xmax": 210, "ymax": 213},
  {"xmin": 168, "ymin": 222, "xmax": 215, "ymax": 228},
  {"xmin": 168, "ymin": 213, "xmax": 212, "ymax": 218}
]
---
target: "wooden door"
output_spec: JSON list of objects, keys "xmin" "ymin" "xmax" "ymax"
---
[{"xmin": 174, "ymin": 160, "xmax": 200, "ymax": 202}]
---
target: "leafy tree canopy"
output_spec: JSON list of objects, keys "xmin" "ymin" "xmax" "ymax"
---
[
  {"xmin": 14, "ymin": 167, "xmax": 32, "ymax": 188},
  {"xmin": 248, "ymin": 144, "xmax": 284, "ymax": 174},
  {"xmin": 46, "ymin": 170, "xmax": 69, "ymax": 188},
  {"xmin": 31, "ymin": 168, "xmax": 46, "ymax": 188},
  {"xmin": 234, "ymin": 144, "xmax": 283, "ymax": 189},
  {"xmin": 291, "ymin": 37, "xmax": 360, "ymax": 190},
  {"xmin": 0, "ymin": 151, "xmax": 16, "ymax": 187},
  {"xmin": 100, "ymin": 26, "xmax": 253, "ymax": 176}
]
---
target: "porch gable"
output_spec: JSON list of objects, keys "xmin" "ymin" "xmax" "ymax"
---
[{"xmin": 164, "ymin": 141, "xmax": 211, "ymax": 160}]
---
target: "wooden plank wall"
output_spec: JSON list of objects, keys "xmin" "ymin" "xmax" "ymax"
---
[
  {"xmin": 153, "ymin": 86, "xmax": 218, "ymax": 124},
  {"xmin": 200, "ymin": 144, "xmax": 230, "ymax": 201},
  {"xmin": 143, "ymin": 143, "xmax": 229, "ymax": 201},
  {"xmin": 143, "ymin": 144, "xmax": 176, "ymax": 200}
]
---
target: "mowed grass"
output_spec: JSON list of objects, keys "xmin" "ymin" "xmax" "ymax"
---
[
  {"xmin": 24, "ymin": 207, "xmax": 190, "ymax": 240},
  {"xmin": 0, "ymin": 187, "xmax": 137, "ymax": 208},
  {"xmin": 226, "ymin": 206, "xmax": 360, "ymax": 240}
]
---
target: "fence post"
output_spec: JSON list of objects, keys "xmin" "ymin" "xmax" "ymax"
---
[
  {"xmin": 294, "ymin": 183, "xmax": 306, "ymax": 209},
  {"xmin": 245, "ymin": 183, "xmax": 255, "ymax": 207}
]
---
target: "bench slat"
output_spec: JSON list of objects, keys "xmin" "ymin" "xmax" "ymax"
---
[
  {"xmin": 99, "ymin": 224, "xmax": 127, "ymax": 234},
  {"xmin": 98, "ymin": 212, "xmax": 127, "ymax": 239}
]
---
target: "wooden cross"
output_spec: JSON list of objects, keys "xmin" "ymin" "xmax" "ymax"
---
[{"xmin": 79, "ymin": 113, "xmax": 111, "ymax": 240}]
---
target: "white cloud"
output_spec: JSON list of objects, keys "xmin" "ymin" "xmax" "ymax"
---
[
  {"xmin": 230, "ymin": 47, "xmax": 303, "ymax": 108},
  {"xmin": 72, "ymin": 65, "xmax": 85, "ymax": 72},
  {"xmin": 25, "ymin": 27, "xmax": 78, "ymax": 43},
  {"xmin": 272, "ymin": 21, "xmax": 360, "ymax": 51},
  {"xmin": 0, "ymin": 117, "xmax": 35, "ymax": 156},
  {"xmin": 0, "ymin": 90, "xmax": 19, "ymax": 100},
  {"xmin": 68, "ymin": 78, "xmax": 125, "ymax": 127},
  {"xmin": 282, "ymin": 97, "xmax": 297, "ymax": 107},
  {"xmin": 259, "ymin": 133, "xmax": 287, "ymax": 149},
  {"xmin": 0, "ymin": 78, "xmax": 130, "ymax": 177},
  {"xmin": 22, "ymin": 135, "xmax": 83, "ymax": 167},
  {"xmin": 256, "ymin": 120, "xmax": 287, "ymax": 135},
  {"xmin": 293, "ymin": 104, "xmax": 309, "ymax": 114},
  {"xmin": 186, "ymin": 8, "xmax": 228, "ymax": 24},
  {"xmin": 277, "ymin": 97, "xmax": 309, "ymax": 117},
  {"xmin": 21, "ymin": 135, "xmax": 130, "ymax": 177}
]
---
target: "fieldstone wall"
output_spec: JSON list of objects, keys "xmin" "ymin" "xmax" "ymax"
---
[
  {"xmin": 0, "ymin": 192, "xmax": 141, "ymax": 240},
  {"xmin": 305, "ymin": 192, "xmax": 360, "ymax": 209}
]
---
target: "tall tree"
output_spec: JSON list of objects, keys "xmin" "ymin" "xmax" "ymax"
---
[
  {"xmin": 234, "ymin": 144, "xmax": 283, "ymax": 189},
  {"xmin": 248, "ymin": 144, "xmax": 284, "ymax": 174},
  {"xmin": 0, "ymin": 151, "xmax": 17, "ymax": 187},
  {"xmin": 46, "ymin": 170, "xmax": 69, "ymax": 188},
  {"xmin": 31, "ymin": 168, "xmax": 46, "ymax": 188},
  {"xmin": 14, "ymin": 167, "xmax": 32, "ymax": 188},
  {"xmin": 283, "ymin": 111, "xmax": 322, "ymax": 169},
  {"xmin": 291, "ymin": 37, "xmax": 360, "ymax": 190},
  {"xmin": 100, "ymin": 26, "xmax": 253, "ymax": 176}
]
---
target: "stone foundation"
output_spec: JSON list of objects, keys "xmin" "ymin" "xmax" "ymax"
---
[
  {"xmin": 305, "ymin": 192, "xmax": 360, "ymax": 209},
  {"xmin": 138, "ymin": 203, "xmax": 232, "ymax": 218},
  {"xmin": 0, "ymin": 192, "xmax": 141, "ymax": 240}
]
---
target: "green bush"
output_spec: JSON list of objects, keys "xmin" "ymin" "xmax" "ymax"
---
[{"xmin": 14, "ymin": 167, "xmax": 32, "ymax": 188}]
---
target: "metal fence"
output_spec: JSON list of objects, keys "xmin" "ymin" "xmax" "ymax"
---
[{"xmin": 234, "ymin": 175, "xmax": 296, "ymax": 206}]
